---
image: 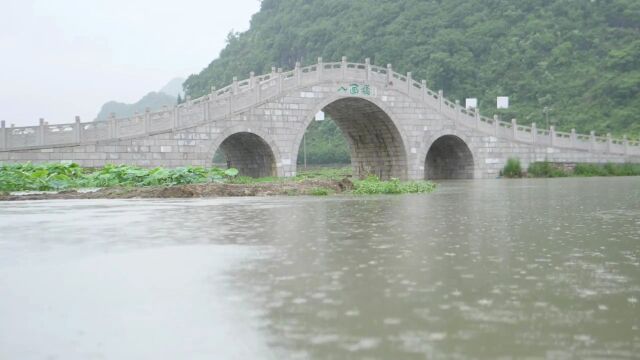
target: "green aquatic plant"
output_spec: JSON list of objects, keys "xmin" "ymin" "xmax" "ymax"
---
[
  {"xmin": 0, "ymin": 162, "xmax": 238, "ymax": 192},
  {"xmin": 352, "ymin": 176, "xmax": 436, "ymax": 195},
  {"xmin": 309, "ymin": 187, "xmax": 332, "ymax": 196}
]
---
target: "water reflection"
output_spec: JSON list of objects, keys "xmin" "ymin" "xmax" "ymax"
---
[{"xmin": 0, "ymin": 177, "xmax": 639, "ymax": 359}]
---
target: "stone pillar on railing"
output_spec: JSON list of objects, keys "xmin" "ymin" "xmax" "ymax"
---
[
  {"xmin": 365, "ymin": 58, "xmax": 371, "ymax": 81},
  {"xmin": 172, "ymin": 106, "xmax": 179, "ymax": 129},
  {"xmin": 623, "ymin": 135, "xmax": 629, "ymax": 155},
  {"xmin": 531, "ymin": 122, "xmax": 537, "ymax": 144},
  {"xmin": 475, "ymin": 110, "xmax": 481, "ymax": 129},
  {"xmin": 253, "ymin": 74, "xmax": 261, "ymax": 103},
  {"xmin": 549, "ymin": 126, "xmax": 556, "ymax": 147},
  {"xmin": 438, "ymin": 90, "xmax": 443, "ymax": 110},
  {"xmin": 590, "ymin": 131, "xmax": 596, "ymax": 152},
  {"xmin": 493, "ymin": 115, "xmax": 500, "ymax": 136},
  {"xmin": 1, "ymin": 120, "xmax": 6, "ymax": 150},
  {"xmin": 455, "ymin": 100, "xmax": 461, "ymax": 121},
  {"xmin": 144, "ymin": 108, "xmax": 150, "ymax": 134},
  {"xmin": 606, "ymin": 133, "xmax": 612, "ymax": 153},
  {"xmin": 511, "ymin": 119, "xmax": 517, "ymax": 138},
  {"xmin": 317, "ymin": 57, "xmax": 323, "ymax": 80},
  {"xmin": 570, "ymin": 129, "xmax": 576, "ymax": 148},
  {"xmin": 211, "ymin": 85, "xmax": 216, "ymax": 96},
  {"xmin": 386, "ymin": 64, "xmax": 392, "ymax": 84},
  {"xmin": 421, "ymin": 80, "xmax": 427, "ymax": 102},
  {"xmin": 341, "ymin": 56, "xmax": 347, "ymax": 78},
  {"xmin": 277, "ymin": 68, "xmax": 283, "ymax": 93},
  {"xmin": 249, "ymin": 71, "xmax": 255, "ymax": 88},
  {"xmin": 232, "ymin": 77, "xmax": 238, "ymax": 94},
  {"xmin": 38, "ymin": 118, "xmax": 45, "ymax": 145},
  {"xmin": 107, "ymin": 113, "xmax": 115, "ymax": 139},
  {"xmin": 295, "ymin": 62, "xmax": 301, "ymax": 86},
  {"xmin": 406, "ymin": 72, "xmax": 412, "ymax": 93},
  {"xmin": 113, "ymin": 113, "xmax": 120, "ymax": 139},
  {"xmin": 74, "ymin": 116, "xmax": 81, "ymax": 143}
]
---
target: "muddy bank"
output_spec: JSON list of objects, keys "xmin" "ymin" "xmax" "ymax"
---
[{"xmin": 0, "ymin": 179, "xmax": 353, "ymax": 201}]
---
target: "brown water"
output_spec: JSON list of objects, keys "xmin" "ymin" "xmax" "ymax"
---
[{"xmin": 1, "ymin": 177, "xmax": 639, "ymax": 359}]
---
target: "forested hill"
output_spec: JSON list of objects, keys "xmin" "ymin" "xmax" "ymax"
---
[{"xmin": 184, "ymin": 0, "xmax": 640, "ymax": 136}]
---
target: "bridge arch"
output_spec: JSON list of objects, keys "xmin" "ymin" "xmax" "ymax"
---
[
  {"xmin": 293, "ymin": 95, "xmax": 409, "ymax": 180},
  {"xmin": 209, "ymin": 127, "xmax": 282, "ymax": 178},
  {"xmin": 423, "ymin": 133, "xmax": 476, "ymax": 180}
]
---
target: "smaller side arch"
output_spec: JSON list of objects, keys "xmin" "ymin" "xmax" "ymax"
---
[
  {"xmin": 208, "ymin": 127, "xmax": 282, "ymax": 178},
  {"xmin": 420, "ymin": 131, "xmax": 478, "ymax": 180}
]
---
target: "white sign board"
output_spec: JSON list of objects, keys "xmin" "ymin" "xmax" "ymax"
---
[
  {"xmin": 315, "ymin": 111, "xmax": 325, "ymax": 121},
  {"xmin": 497, "ymin": 96, "xmax": 509, "ymax": 109},
  {"xmin": 465, "ymin": 98, "xmax": 478, "ymax": 109}
]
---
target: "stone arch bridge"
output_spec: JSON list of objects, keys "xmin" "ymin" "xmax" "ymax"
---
[{"xmin": 1, "ymin": 57, "xmax": 639, "ymax": 180}]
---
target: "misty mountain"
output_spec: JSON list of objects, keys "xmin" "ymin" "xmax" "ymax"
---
[
  {"xmin": 96, "ymin": 78, "xmax": 184, "ymax": 120},
  {"xmin": 159, "ymin": 78, "xmax": 185, "ymax": 98}
]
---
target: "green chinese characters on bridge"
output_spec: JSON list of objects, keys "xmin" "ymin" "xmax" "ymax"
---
[{"xmin": 338, "ymin": 84, "xmax": 373, "ymax": 96}]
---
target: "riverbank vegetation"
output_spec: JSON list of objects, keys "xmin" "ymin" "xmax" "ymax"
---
[
  {"xmin": 0, "ymin": 163, "xmax": 239, "ymax": 192},
  {"xmin": 502, "ymin": 160, "xmax": 640, "ymax": 178},
  {"xmin": 0, "ymin": 163, "xmax": 436, "ymax": 198},
  {"xmin": 502, "ymin": 158, "xmax": 523, "ymax": 178}
]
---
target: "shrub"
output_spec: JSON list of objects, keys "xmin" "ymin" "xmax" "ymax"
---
[
  {"xmin": 573, "ymin": 163, "xmax": 608, "ymax": 177},
  {"xmin": 309, "ymin": 187, "xmax": 332, "ymax": 196},
  {"xmin": 527, "ymin": 161, "xmax": 568, "ymax": 177},
  {"xmin": 502, "ymin": 158, "xmax": 522, "ymax": 178}
]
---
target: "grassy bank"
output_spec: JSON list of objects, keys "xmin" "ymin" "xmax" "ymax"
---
[
  {"xmin": 0, "ymin": 163, "xmax": 436, "ymax": 197},
  {"xmin": 501, "ymin": 159, "xmax": 640, "ymax": 178}
]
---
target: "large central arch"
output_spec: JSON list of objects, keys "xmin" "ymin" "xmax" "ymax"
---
[{"xmin": 298, "ymin": 97, "xmax": 408, "ymax": 180}]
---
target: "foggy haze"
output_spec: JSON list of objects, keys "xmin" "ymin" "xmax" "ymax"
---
[{"xmin": 0, "ymin": 0, "xmax": 260, "ymax": 126}]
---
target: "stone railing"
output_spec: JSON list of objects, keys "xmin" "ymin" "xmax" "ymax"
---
[{"xmin": 1, "ymin": 57, "xmax": 638, "ymax": 156}]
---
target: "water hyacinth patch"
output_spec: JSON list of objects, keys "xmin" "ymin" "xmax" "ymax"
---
[{"xmin": 352, "ymin": 176, "xmax": 436, "ymax": 195}]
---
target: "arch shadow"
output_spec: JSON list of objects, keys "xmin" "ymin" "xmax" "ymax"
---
[
  {"xmin": 294, "ymin": 96, "xmax": 409, "ymax": 180},
  {"xmin": 210, "ymin": 129, "xmax": 280, "ymax": 178},
  {"xmin": 425, "ymin": 135, "xmax": 475, "ymax": 179}
]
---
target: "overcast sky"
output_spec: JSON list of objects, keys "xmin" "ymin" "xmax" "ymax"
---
[{"xmin": 0, "ymin": 0, "xmax": 261, "ymax": 126}]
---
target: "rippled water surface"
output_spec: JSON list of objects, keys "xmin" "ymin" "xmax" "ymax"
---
[{"xmin": 1, "ymin": 177, "xmax": 639, "ymax": 359}]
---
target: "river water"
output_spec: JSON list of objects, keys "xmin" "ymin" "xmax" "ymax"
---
[{"xmin": 1, "ymin": 177, "xmax": 639, "ymax": 359}]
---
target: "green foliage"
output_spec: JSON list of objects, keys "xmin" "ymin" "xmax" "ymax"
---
[
  {"xmin": 352, "ymin": 176, "xmax": 436, "ymax": 195},
  {"xmin": 0, "ymin": 163, "xmax": 238, "ymax": 192},
  {"xmin": 294, "ymin": 166, "xmax": 352, "ymax": 181},
  {"xmin": 502, "ymin": 158, "xmax": 523, "ymax": 178},
  {"xmin": 227, "ymin": 175, "xmax": 281, "ymax": 184},
  {"xmin": 573, "ymin": 163, "xmax": 640, "ymax": 176},
  {"xmin": 527, "ymin": 161, "xmax": 568, "ymax": 177},
  {"xmin": 184, "ymin": 0, "xmax": 640, "ymax": 138},
  {"xmin": 309, "ymin": 187, "xmax": 332, "ymax": 196},
  {"xmin": 297, "ymin": 118, "xmax": 350, "ymax": 165}
]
